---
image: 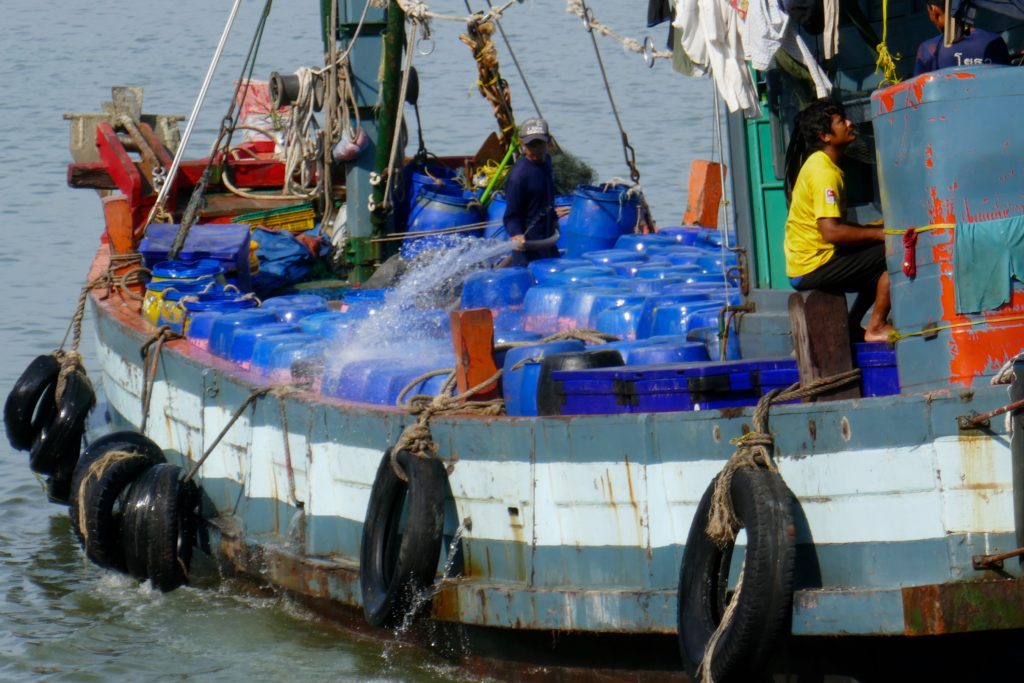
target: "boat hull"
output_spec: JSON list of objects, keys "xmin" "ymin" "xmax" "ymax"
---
[{"xmin": 89, "ymin": 248, "xmax": 1024, "ymax": 640}]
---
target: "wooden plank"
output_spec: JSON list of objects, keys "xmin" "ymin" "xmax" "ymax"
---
[
  {"xmin": 450, "ymin": 309, "xmax": 500, "ymax": 401},
  {"xmin": 788, "ymin": 290, "xmax": 860, "ymax": 401}
]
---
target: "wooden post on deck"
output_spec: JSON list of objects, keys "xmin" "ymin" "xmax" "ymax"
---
[
  {"xmin": 788, "ymin": 291, "xmax": 861, "ymax": 402},
  {"xmin": 450, "ymin": 309, "xmax": 501, "ymax": 401}
]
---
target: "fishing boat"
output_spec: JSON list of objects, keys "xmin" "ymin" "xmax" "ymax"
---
[{"xmin": 8, "ymin": 0, "xmax": 1024, "ymax": 679}]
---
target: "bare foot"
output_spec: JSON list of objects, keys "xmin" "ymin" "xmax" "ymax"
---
[{"xmin": 863, "ymin": 323, "xmax": 893, "ymax": 343}]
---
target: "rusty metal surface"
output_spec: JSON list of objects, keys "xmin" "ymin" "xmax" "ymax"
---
[
  {"xmin": 902, "ymin": 580, "xmax": 1024, "ymax": 635},
  {"xmin": 973, "ymin": 547, "xmax": 1024, "ymax": 571}
]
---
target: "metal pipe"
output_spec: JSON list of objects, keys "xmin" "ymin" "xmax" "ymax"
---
[{"xmin": 142, "ymin": 0, "xmax": 245, "ymax": 231}]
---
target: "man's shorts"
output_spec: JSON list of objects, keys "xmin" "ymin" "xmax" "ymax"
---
[{"xmin": 791, "ymin": 243, "xmax": 886, "ymax": 294}]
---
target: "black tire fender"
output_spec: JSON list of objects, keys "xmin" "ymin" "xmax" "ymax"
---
[
  {"xmin": 4, "ymin": 354, "xmax": 60, "ymax": 451},
  {"xmin": 144, "ymin": 463, "xmax": 198, "ymax": 592},
  {"xmin": 118, "ymin": 463, "xmax": 197, "ymax": 590},
  {"xmin": 360, "ymin": 449, "xmax": 447, "ymax": 628},
  {"xmin": 28, "ymin": 371, "xmax": 95, "ymax": 476},
  {"xmin": 677, "ymin": 468, "xmax": 796, "ymax": 682},
  {"xmin": 70, "ymin": 431, "xmax": 165, "ymax": 569}
]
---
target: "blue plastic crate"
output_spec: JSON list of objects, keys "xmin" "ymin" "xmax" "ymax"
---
[
  {"xmin": 140, "ymin": 223, "xmax": 252, "ymax": 291},
  {"xmin": 552, "ymin": 358, "xmax": 798, "ymax": 415}
]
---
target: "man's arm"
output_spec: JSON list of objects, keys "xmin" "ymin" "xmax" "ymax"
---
[{"xmin": 816, "ymin": 217, "xmax": 884, "ymax": 245}]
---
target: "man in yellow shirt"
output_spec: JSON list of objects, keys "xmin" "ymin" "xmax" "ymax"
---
[{"xmin": 784, "ymin": 100, "xmax": 891, "ymax": 343}]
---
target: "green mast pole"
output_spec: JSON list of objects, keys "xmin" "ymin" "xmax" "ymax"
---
[
  {"xmin": 321, "ymin": 0, "xmax": 402, "ymax": 283},
  {"xmin": 369, "ymin": 0, "xmax": 406, "ymax": 268}
]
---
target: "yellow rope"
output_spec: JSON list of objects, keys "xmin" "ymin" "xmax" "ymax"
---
[
  {"xmin": 890, "ymin": 313, "xmax": 1024, "ymax": 342},
  {"xmin": 874, "ymin": 0, "xmax": 902, "ymax": 85},
  {"xmin": 882, "ymin": 223, "xmax": 954, "ymax": 236}
]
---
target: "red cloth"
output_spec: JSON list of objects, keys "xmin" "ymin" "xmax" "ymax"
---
[{"xmin": 902, "ymin": 227, "xmax": 918, "ymax": 279}]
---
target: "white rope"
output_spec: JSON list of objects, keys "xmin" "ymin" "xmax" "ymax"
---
[
  {"xmin": 565, "ymin": 0, "xmax": 672, "ymax": 61},
  {"xmin": 394, "ymin": 0, "xmax": 520, "ymax": 25},
  {"xmin": 281, "ymin": 67, "xmax": 320, "ymax": 199}
]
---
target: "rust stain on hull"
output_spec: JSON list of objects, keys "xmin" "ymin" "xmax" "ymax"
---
[{"xmin": 902, "ymin": 580, "xmax": 1024, "ymax": 635}]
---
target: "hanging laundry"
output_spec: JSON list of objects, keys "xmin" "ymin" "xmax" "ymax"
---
[
  {"xmin": 742, "ymin": 0, "xmax": 833, "ymax": 98},
  {"xmin": 823, "ymin": 0, "xmax": 840, "ymax": 59},
  {"xmin": 672, "ymin": 0, "xmax": 762, "ymax": 118},
  {"xmin": 648, "ymin": 0, "xmax": 674, "ymax": 26}
]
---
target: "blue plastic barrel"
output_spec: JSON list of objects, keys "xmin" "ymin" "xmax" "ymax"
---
[
  {"xmin": 264, "ymin": 339, "xmax": 326, "ymax": 381},
  {"xmin": 586, "ymin": 292, "xmax": 648, "ymax": 329},
  {"xmin": 650, "ymin": 302, "xmax": 725, "ymax": 337},
  {"xmin": 207, "ymin": 311, "xmax": 279, "ymax": 358},
  {"xmin": 249, "ymin": 333, "xmax": 319, "ymax": 375},
  {"xmin": 545, "ymin": 265, "xmax": 616, "ymax": 285},
  {"xmin": 404, "ymin": 186, "xmax": 484, "ymax": 258},
  {"xmin": 582, "ymin": 249, "xmax": 647, "ymax": 266},
  {"xmin": 610, "ymin": 260, "xmax": 650, "ymax": 277},
  {"xmin": 494, "ymin": 306, "xmax": 526, "ymax": 332},
  {"xmin": 299, "ymin": 311, "xmax": 348, "ymax": 335},
  {"xmin": 527, "ymin": 257, "xmax": 592, "ymax": 285},
  {"xmin": 635, "ymin": 293, "xmax": 713, "ymax": 339},
  {"xmin": 229, "ymin": 323, "xmax": 300, "ymax": 366},
  {"xmin": 261, "ymin": 294, "xmax": 329, "ymax": 324},
  {"xmin": 614, "ymin": 233, "xmax": 678, "ymax": 254},
  {"xmin": 656, "ymin": 226, "xmax": 703, "ymax": 245},
  {"xmin": 461, "ymin": 267, "xmax": 533, "ymax": 309},
  {"xmin": 627, "ymin": 340, "xmax": 710, "ymax": 365},
  {"xmin": 557, "ymin": 287, "xmax": 626, "ymax": 331},
  {"xmin": 689, "ymin": 326, "xmax": 741, "ymax": 361},
  {"xmin": 503, "ymin": 340, "xmax": 585, "ymax": 416},
  {"xmin": 634, "ymin": 265, "xmax": 703, "ymax": 280},
  {"xmin": 555, "ymin": 195, "xmax": 574, "ymax": 252},
  {"xmin": 697, "ymin": 253, "xmax": 739, "ymax": 274},
  {"xmin": 493, "ymin": 330, "xmax": 544, "ymax": 368},
  {"xmin": 483, "ymin": 192, "xmax": 508, "ymax": 240},
  {"xmin": 595, "ymin": 303, "xmax": 643, "ymax": 340},
  {"xmin": 563, "ymin": 185, "xmax": 640, "ymax": 257}
]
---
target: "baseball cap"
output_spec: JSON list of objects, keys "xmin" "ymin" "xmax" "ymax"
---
[{"xmin": 519, "ymin": 117, "xmax": 550, "ymax": 144}]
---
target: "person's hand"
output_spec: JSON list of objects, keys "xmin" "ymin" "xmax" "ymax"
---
[
  {"xmin": 555, "ymin": 206, "xmax": 570, "ymax": 219},
  {"xmin": 510, "ymin": 234, "xmax": 526, "ymax": 251}
]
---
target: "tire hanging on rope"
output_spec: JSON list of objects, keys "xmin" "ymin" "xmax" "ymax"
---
[
  {"xmin": 677, "ymin": 468, "xmax": 796, "ymax": 682},
  {"xmin": 359, "ymin": 448, "xmax": 447, "ymax": 628}
]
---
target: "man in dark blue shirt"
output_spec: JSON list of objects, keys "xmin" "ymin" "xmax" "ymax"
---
[
  {"xmin": 914, "ymin": 0, "xmax": 1011, "ymax": 75},
  {"xmin": 503, "ymin": 118, "xmax": 564, "ymax": 265}
]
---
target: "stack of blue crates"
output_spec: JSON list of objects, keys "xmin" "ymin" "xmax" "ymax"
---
[{"xmin": 550, "ymin": 358, "xmax": 799, "ymax": 415}]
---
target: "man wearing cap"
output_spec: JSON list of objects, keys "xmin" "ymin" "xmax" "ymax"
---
[
  {"xmin": 914, "ymin": 0, "xmax": 1011, "ymax": 75},
  {"xmin": 503, "ymin": 118, "xmax": 565, "ymax": 264}
]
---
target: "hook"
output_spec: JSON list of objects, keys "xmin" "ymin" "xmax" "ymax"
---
[
  {"xmin": 582, "ymin": 7, "xmax": 595, "ymax": 33},
  {"xmin": 642, "ymin": 36, "xmax": 656, "ymax": 69}
]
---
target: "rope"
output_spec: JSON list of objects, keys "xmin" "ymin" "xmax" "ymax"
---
[
  {"xmin": 76, "ymin": 449, "xmax": 141, "ymax": 547},
  {"xmin": 183, "ymin": 384, "xmax": 306, "ymax": 483},
  {"xmin": 460, "ymin": 16, "xmax": 516, "ymax": 145},
  {"xmin": 874, "ymin": 0, "xmax": 902, "ymax": 85},
  {"xmin": 277, "ymin": 398, "xmax": 303, "ymax": 508},
  {"xmin": 54, "ymin": 351, "xmax": 91, "ymax": 405},
  {"xmin": 697, "ymin": 561, "xmax": 746, "ymax": 683},
  {"xmin": 393, "ymin": 0, "xmax": 519, "ymax": 26},
  {"xmin": 184, "ymin": 386, "xmax": 272, "ymax": 483},
  {"xmin": 882, "ymin": 223, "xmax": 954, "ymax": 236},
  {"xmin": 890, "ymin": 313, "xmax": 1024, "ymax": 342},
  {"xmin": 705, "ymin": 369, "xmax": 861, "ymax": 547},
  {"xmin": 390, "ymin": 366, "xmax": 505, "ymax": 482},
  {"xmin": 565, "ymin": 0, "xmax": 671, "ymax": 62},
  {"xmin": 139, "ymin": 327, "xmax": 184, "ymax": 434}
]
